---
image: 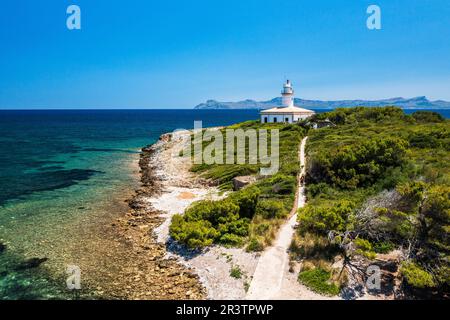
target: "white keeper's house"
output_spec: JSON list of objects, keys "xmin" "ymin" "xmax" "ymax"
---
[{"xmin": 260, "ymin": 80, "xmax": 315, "ymax": 123}]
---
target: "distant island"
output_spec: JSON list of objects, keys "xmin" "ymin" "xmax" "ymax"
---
[{"xmin": 194, "ymin": 96, "xmax": 450, "ymax": 110}]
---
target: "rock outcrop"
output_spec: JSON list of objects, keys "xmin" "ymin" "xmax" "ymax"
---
[{"xmin": 232, "ymin": 176, "xmax": 257, "ymax": 191}]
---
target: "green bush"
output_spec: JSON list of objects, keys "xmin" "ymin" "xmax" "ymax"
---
[
  {"xmin": 313, "ymin": 106, "xmax": 405, "ymax": 125},
  {"xmin": 309, "ymin": 137, "xmax": 408, "ymax": 189},
  {"xmin": 230, "ymin": 266, "xmax": 243, "ymax": 279},
  {"xmin": 170, "ymin": 185, "xmax": 262, "ymax": 248},
  {"xmin": 307, "ymin": 183, "xmax": 332, "ymax": 198},
  {"xmin": 354, "ymin": 238, "xmax": 372, "ymax": 251},
  {"xmin": 354, "ymin": 238, "xmax": 376, "ymax": 259},
  {"xmin": 412, "ymin": 111, "xmax": 445, "ymax": 123},
  {"xmin": 219, "ymin": 232, "xmax": 246, "ymax": 246},
  {"xmin": 252, "ymin": 222, "xmax": 270, "ymax": 236},
  {"xmin": 269, "ymin": 174, "xmax": 297, "ymax": 195},
  {"xmin": 256, "ymin": 199, "xmax": 287, "ymax": 219},
  {"xmin": 229, "ymin": 186, "xmax": 260, "ymax": 218},
  {"xmin": 246, "ymin": 237, "xmax": 264, "ymax": 252},
  {"xmin": 401, "ymin": 262, "xmax": 436, "ymax": 289},
  {"xmin": 372, "ymin": 241, "xmax": 395, "ymax": 254},
  {"xmin": 169, "ymin": 215, "xmax": 219, "ymax": 248},
  {"xmin": 408, "ymin": 132, "xmax": 442, "ymax": 149},
  {"xmin": 298, "ymin": 268, "xmax": 340, "ymax": 296},
  {"xmin": 298, "ymin": 200, "xmax": 354, "ymax": 234},
  {"xmin": 170, "ymin": 198, "xmax": 246, "ymax": 248}
]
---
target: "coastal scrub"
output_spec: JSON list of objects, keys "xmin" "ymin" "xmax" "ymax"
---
[{"xmin": 170, "ymin": 121, "xmax": 305, "ymax": 250}]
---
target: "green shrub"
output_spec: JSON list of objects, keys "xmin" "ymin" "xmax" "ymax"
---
[
  {"xmin": 298, "ymin": 268, "xmax": 340, "ymax": 296},
  {"xmin": 170, "ymin": 198, "xmax": 249, "ymax": 248},
  {"xmin": 230, "ymin": 266, "xmax": 243, "ymax": 279},
  {"xmin": 169, "ymin": 215, "xmax": 219, "ymax": 248},
  {"xmin": 298, "ymin": 200, "xmax": 354, "ymax": 234},
  {"xmin": 252, "ymin": 222, "xmax": 270, "ymax": 236},
  {"xmin": 313, "ymin": 106, "xmax": 405, "ymax": 125},
  {"xmin": 372, "ymin": 241, "xmax": 395, "ymax": 254},
  {"xmin": 309, "ymin": 137, "xmax": 408, "ymax": 189},
  {"xmin": 229, "ymin": 186, "xmax": 260, "ymax": 218},
  {"xmin": 219, "ymin": 233, "xmax": 246, "ymax": 246},
  {"xmin": 354, "ymin": 238, "xmax": 372, "ymax": 251},
  {"xmin": 186, "ymin": 199, "xmax": 240, "ymax": 224},
  {"xmin": 256, "ymin": 199, "xmax": 286, "ymax": 219},
  {"xmin": 354, "ymin": 238, "xmax": 376, "ymax": 259},
  {"xmin": 307, "ymin": 183, "xmax": 332, "ymax": 198},
  {"xmin": 246, "ymin": 237, "xmax": 264, "ymax": 252},
  {"xmin": 401, "ymin": 262, "xmax": 436, "ymax": 289},
  {"xmin": 408, "ymin": 132, "xmax": 441, "ymax": 149},
  {"xmin": 412, "ymin": 111, "xmax": 445, "ymax": 123},
  {"xmin": 269, "ymin": 174, "xmax": 297, "ymax": 195}
]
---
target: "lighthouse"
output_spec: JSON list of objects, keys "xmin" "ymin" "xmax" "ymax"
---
[
  {"xmin": 260, "ymin": 80, "xmax": 315, "ymax": 123},
  {"xmin": 281, "ymin": 80, "xmax": 294, "ymax": 107}
]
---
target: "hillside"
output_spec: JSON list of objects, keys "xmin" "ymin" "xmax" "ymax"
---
[
  {"xmin": 292, "ymin": 108, "xmax": 449, "ymax": 298},
  {"xmin": 194, "ymin": 96, "xmax": 450, "ymax": 110},
  {"xmin": 169, "ymin": 107, "xmax": 449, "ymax": 299}
]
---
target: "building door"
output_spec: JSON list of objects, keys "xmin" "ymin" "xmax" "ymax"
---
[
  {"xmin": 274, "ymin": 118, "xmax": 277, "ymax": 123},
  {"xmin": 264, "ymin": 117, "xmax": 268, "ymax": 123},
  {"xmin": 285, "ymin": 117, "xmax": 289, "ymax": 122}
]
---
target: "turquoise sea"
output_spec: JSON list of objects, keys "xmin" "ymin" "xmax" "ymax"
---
[{"xmin": 0, "ymin": 108, "xmax": 448, "ymax": 299}]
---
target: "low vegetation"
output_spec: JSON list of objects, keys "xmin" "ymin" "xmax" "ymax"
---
[
  {"xmin": 168, "ymin": 106, "xmax": 448, "ymax": 298},
  {"xmin": 298, "ymin": 267, "xmax": 340, "ymax": 296},
  {"xmin": 292, "ymin": 107, "xmax": 449, "ymax": 298},
  {"xmin": 169, "ymin": 121, "xmax": 305, "ymax": 250},
  {"xmin": 230, "ymin": 265, "xmax": 244, "ymax": 279}
]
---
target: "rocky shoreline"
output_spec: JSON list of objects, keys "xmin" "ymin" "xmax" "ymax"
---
[{"xmin": 108, "ymin": 133, "xmax": 206, "ymax": 299}]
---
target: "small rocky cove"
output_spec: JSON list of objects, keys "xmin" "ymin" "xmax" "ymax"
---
[{"xmin": 108, "ymin": 133, "xmax": 206, "ymax": 299}]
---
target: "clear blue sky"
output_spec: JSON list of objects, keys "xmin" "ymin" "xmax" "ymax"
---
[{"xmin": 1, "ymin": 0, "xmax": 450, "ymax": 109}]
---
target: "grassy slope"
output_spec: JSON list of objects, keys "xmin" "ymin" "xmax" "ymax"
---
[{"xmin": 172, "ymin": 120, "xmax": 305, "ymax": 250}]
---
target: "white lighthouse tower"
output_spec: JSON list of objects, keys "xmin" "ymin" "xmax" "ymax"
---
[
  {"xmin": 260, "ymin": 80, "xmax": 315, "ymax": 123},
  {"xmin": 281, "ymin": 80, "xmax": 294, "ymax": 107}
]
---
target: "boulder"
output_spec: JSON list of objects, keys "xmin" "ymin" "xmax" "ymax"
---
[
  {"xmin": 232, "ymin": 175, "xmax": 257, "ymax": 191},
  {"xmin": 15, "ymin": 257, "xmax": 48, "ymax": 270}
]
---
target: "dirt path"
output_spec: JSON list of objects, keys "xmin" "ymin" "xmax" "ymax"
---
[{"xmin": 246, "ymin": 137, "xmax": 311, "ymax": 300}]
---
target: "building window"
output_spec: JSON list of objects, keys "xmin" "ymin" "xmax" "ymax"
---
[{"xmin": 285, "ymin": 117, "xmax": 289, "ymax": 122}]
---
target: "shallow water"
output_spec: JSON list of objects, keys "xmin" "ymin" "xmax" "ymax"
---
[{"xmin": 0, "ymin": 109, "xmax": 260, "ymax": 299}]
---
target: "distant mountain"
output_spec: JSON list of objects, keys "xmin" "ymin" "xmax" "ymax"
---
[{"xmin": 194, "ymin": 96, "xmax": 450, "ymax": 110}]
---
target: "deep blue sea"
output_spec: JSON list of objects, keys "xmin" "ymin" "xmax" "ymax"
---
[{"xmin": 0, "ymin": 108, "xmax": 448, "ymax": 299}]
